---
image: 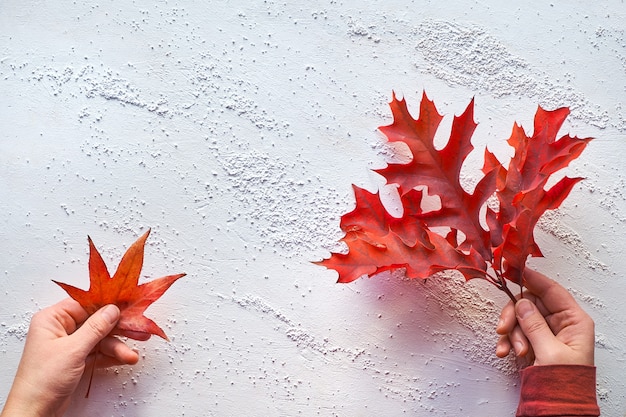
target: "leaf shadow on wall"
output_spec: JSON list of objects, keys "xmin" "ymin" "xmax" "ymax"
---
[{"xmin": 344, "ymin": 269, "xmax": 518, "ymax": 375}]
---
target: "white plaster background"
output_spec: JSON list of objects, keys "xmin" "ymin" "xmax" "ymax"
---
[{"xmin": 1, "ymin": 1, "xmax": 625, "ymax": 416}]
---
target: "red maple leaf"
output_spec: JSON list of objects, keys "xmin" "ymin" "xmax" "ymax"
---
[
  {"xmin": 54, "ymin": 229, "xmax": 185, "ymax": 341},
  {"xmin": 317, "ymin": 92, "xmax": 591, "ymax": 300}
]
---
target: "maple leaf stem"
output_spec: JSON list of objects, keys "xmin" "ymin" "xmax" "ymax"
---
[{"xmin": 85, "ymin": 343, "xmax": 100, "ymax": 398}]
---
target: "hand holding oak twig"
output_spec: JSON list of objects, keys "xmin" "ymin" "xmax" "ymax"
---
[{"xmin": 495, "ymin": 269, "xmax": 595, "ymax": 366}]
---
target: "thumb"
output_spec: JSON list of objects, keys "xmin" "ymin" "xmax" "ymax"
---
[
  {"xmin": 72, "ymin": 304, "xmax": 120, "ymax": 355},
  {"xmin": 515, "ymin": 299, "xmax": 558, "ymax": 359}
]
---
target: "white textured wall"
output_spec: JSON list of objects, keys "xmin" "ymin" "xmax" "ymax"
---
[{"xmin": 1, "ymin": 1, "xmax": 625, "ymax": 416}]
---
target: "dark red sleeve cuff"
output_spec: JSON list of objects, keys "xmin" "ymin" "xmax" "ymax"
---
[{"xmin": 516, "ymin": 365, "xmax": 600, "ymax": 417}]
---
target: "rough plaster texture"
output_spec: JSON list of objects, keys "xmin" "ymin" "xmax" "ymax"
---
[{"xmin": 1, "ymin": 1, "xmax": 625, "ymax": 416}]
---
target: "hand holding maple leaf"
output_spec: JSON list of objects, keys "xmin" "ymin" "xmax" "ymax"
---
[
  {"xmin": 54, "ymin": 229, "xmax": 185, "ymax": 341},
  {"xmin": 317, "ymin": 92, "xmax": 591, "ymax": 300},
  {"xmin": 1, "ymin": 300, "xmax": 140, "ymax": 415},
  {"xmin": 51, "ymin": 229, "xmax": 185, "ymax": 397}
]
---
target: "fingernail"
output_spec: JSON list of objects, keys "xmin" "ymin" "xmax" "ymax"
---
[
  {"xmin": 516, "ymin": 299, "xmax": 534, "ymax": 319},
  {"xmin": 513, "ymin": 340, "xmax": 524, "ymax": 356},
  {"xmin": 101, "ymin": 304, "xmax": 120, "ymax": 324}
]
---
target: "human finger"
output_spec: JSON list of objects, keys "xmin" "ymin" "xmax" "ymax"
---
[
  {"xmin": 523, "ymin": 269, "xmax": 579, "ymax": 315},
  {"xmin": 514, "ymin": 299, "xmax": 561, "ymax": 363},
  {"xmin": 496, "ymin": 334, "xmax": 512, "ymax": 358},
  {"xmin": 114, "ymin": 329, "xmax": 152, "ymax": 341},
  {"xmin": 87, "ymin": 351, "xmax": 138, "ymax": 369},
  {"xmin": 71, "ymin": 305, "xmax": 120, "ymax": 356},
  {"xmin": 97, "ymin": 336, "xmax": 140, "ymax": 366},
  {"xmin": 496, "ymin": 300, "xmax": 517, "ymax": 335},
  {"xmin": 37, "ymin": 298, "xmax": 90, "ymax": 335},
  {"xmin": 509, "ymin": 324, "xmax": 530, "ymax": 357}
]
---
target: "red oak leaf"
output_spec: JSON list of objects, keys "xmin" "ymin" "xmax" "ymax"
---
[
  {"xmin": 318, "ymin": 92, "xmax": 592, "ymax": 300},
  {"xmin": 487, "ymin": 106, "xmax": 591, "ymax": 283},
  {"xmin": 493, "ymin": 175, "xmax": 584, "ymax": 283},
  {"xmin": 54, "ymin": 229, "xmax": 185, "ymax": 341},
  {"xmin": 315, "ymin": 186, "xmax": 487, "ymax": 283},
  {"xmin": 375, "ymin": 93, "xmax": 497, "ymax": 260}
]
